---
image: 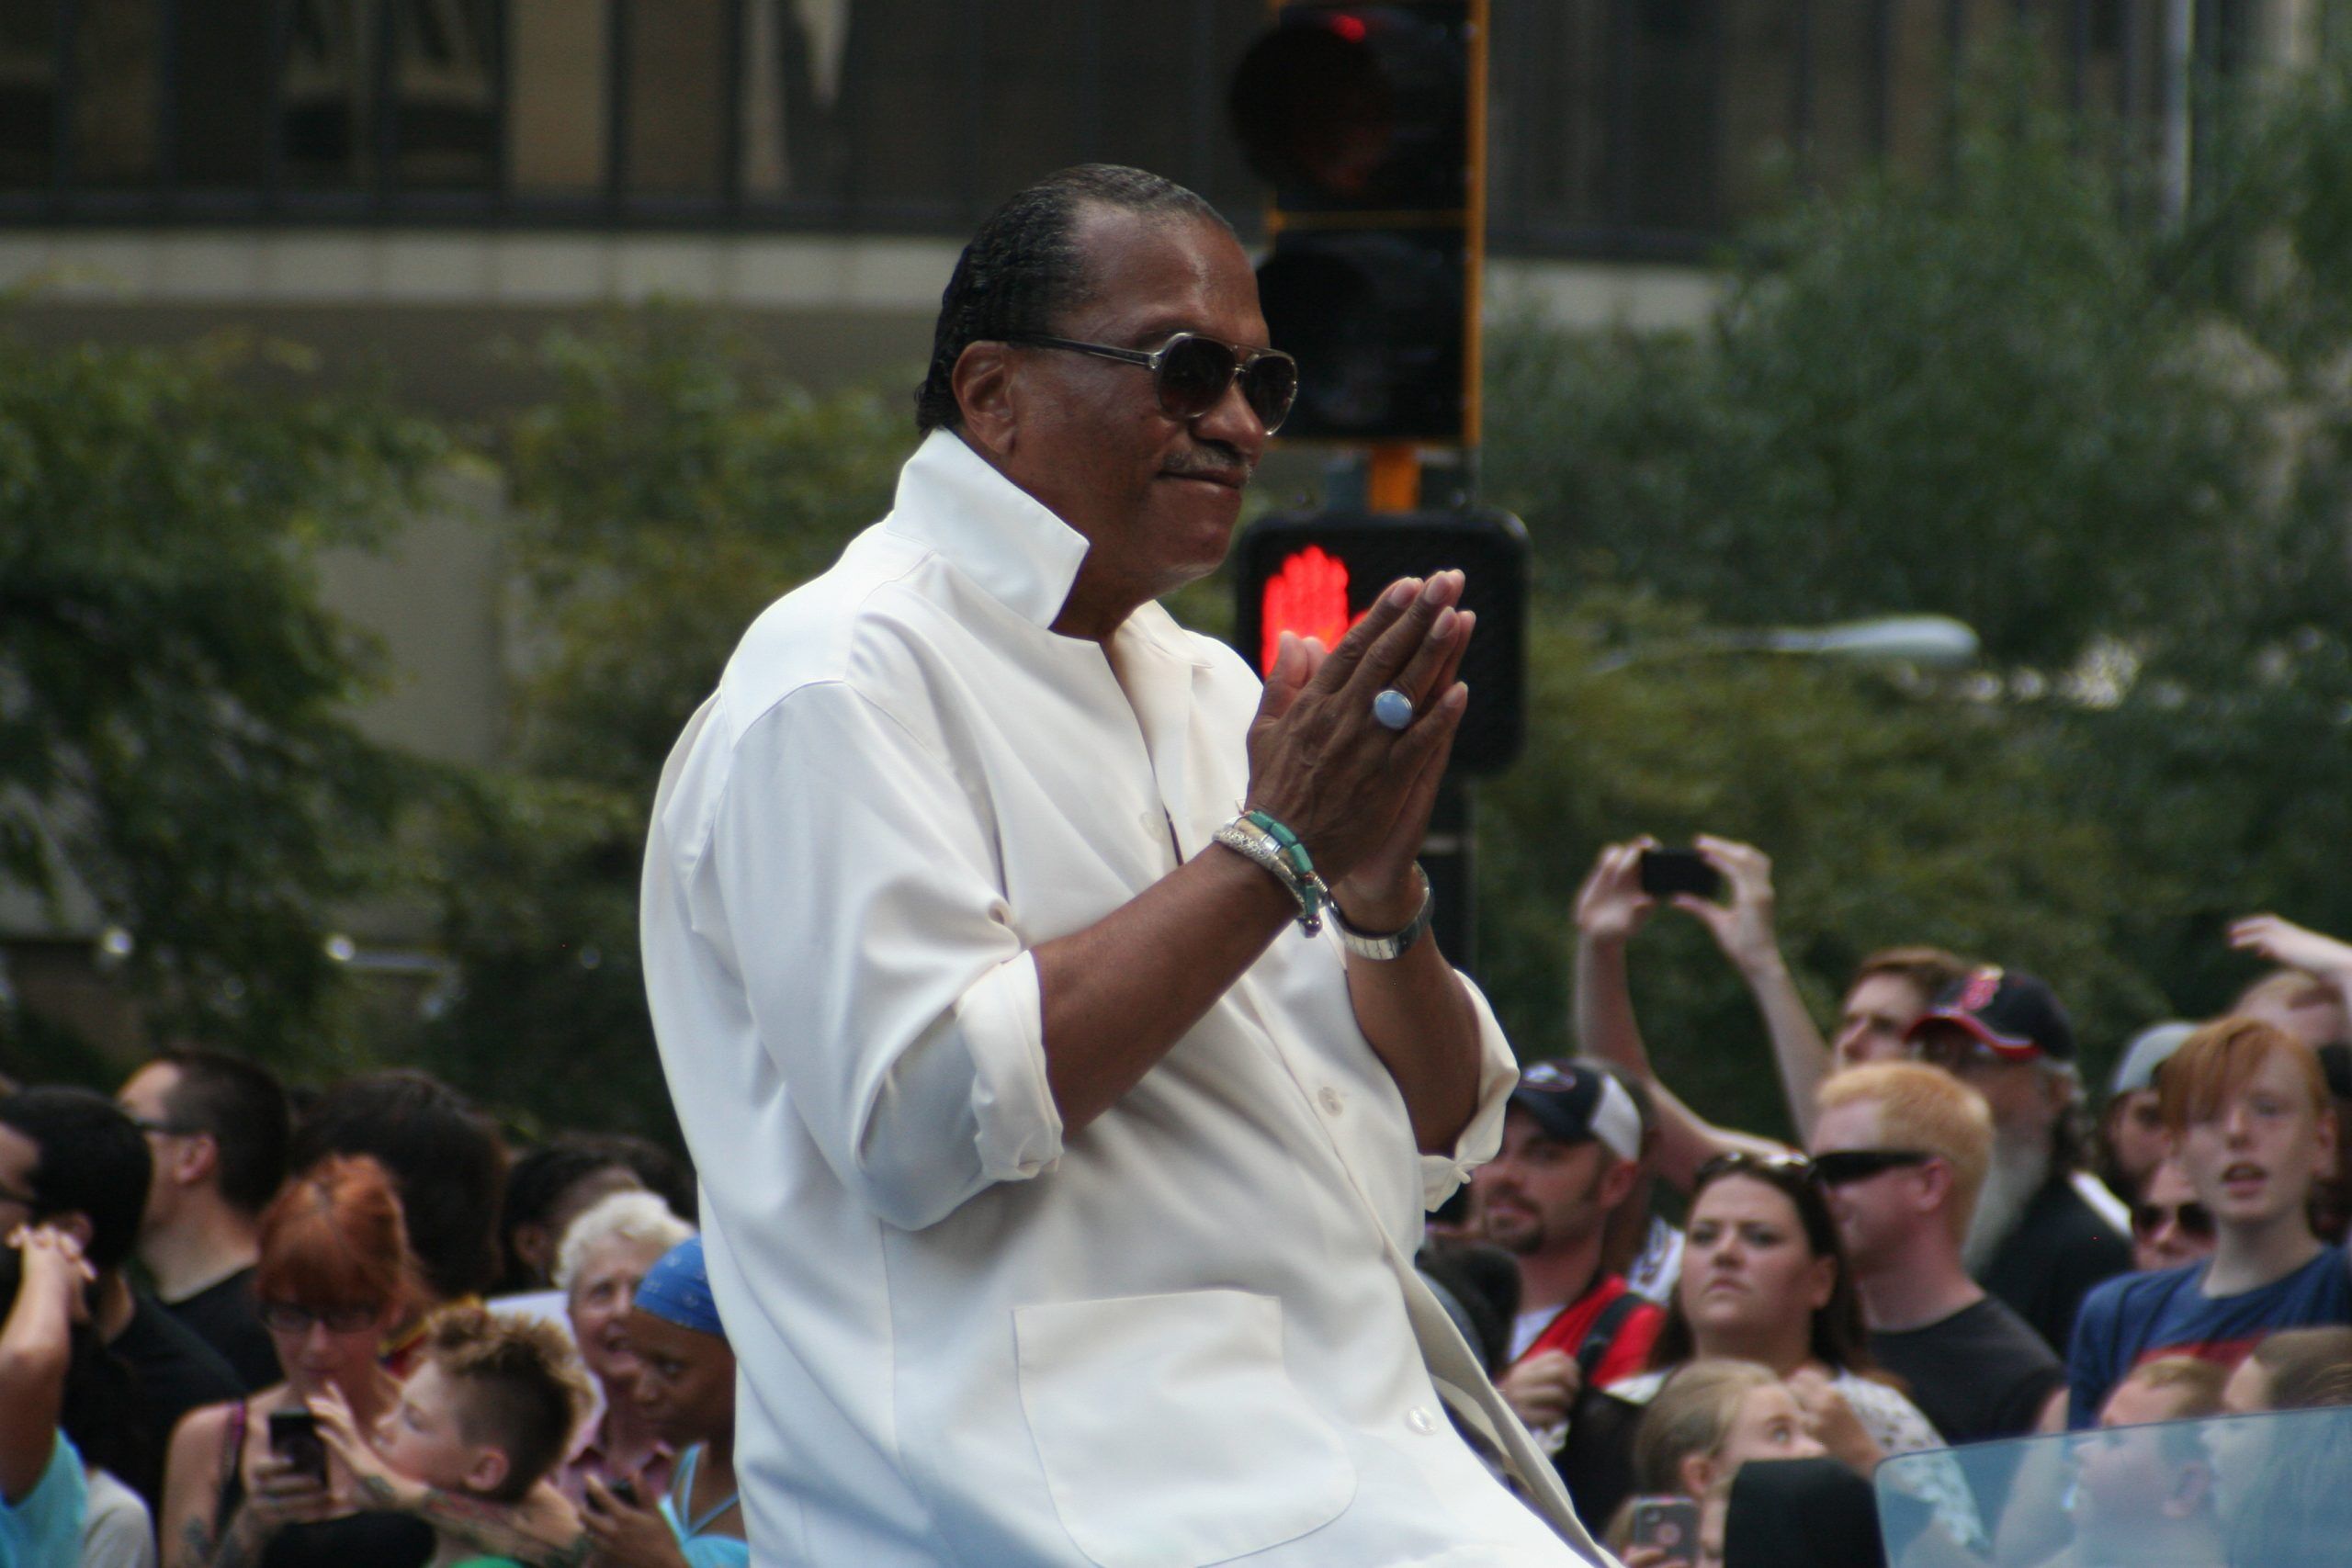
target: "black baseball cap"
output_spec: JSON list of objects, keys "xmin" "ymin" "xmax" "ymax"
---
[
  {"xmin": 1906, "ymin": 965, "xmax": 2075, "ymax": 1064},
  {"xmin": 1509, "ymin": 1060, "xmax": 1644, "ymax": 1161}
]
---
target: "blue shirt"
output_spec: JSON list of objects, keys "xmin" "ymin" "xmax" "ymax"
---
[
  {"xmin": 2065, "ymin": 1244, "xmax": 2352, "ymax": 1425},
  {"xmin": 0, "ymin": 1434, "xmax": 85, "ymax": 1568}
]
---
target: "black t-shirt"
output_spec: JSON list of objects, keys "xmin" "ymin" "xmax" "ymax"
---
[
  {"xmin": 110, "ymin": 1288, "xmax": 244, "ymax": 1511},
  {"xmin": 1979, "ymin": 1173, "xmax": 2132, "ymax": 1356},
  {"xmin": 1871, "ymin": 1294, "xmax": 2066, "ymax": 1445},
  {"xmin": 165, "ymin": 1265, "xmax": 282, "ymax": 1393}
]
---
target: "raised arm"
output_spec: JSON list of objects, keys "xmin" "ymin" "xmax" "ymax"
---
[
  {"xmin": 0, "ymin": 1225, "xmax": 90, "ymax": 1503},
  {"xmin": 2230, "ymin": 914, "xmax": 2352, "ymax": 1021},
  {"xmin": 1572, "ymin": 843, "xmax": 1787, "ymax": 1190},
  {"xmin": 1679, "ymin": 836, "xmax": 1836, "ymax": 1143}
]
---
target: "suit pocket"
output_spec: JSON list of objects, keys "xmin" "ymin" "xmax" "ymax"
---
[{"xmin": 1013, "ymin": 1289, "xmax": 1357, "ymax": 1568}]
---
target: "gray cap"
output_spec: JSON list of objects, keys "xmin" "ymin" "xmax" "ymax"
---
[{"xmin": 2109, "ymin": 1021, "xmax": 2198, "ymax": 1099}]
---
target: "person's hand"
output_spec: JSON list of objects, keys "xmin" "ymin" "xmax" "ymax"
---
[
  {"xmin": 1618, "ymin": 1546, "xmax": 1687, "ymax": 1568},
  {"xmin": 1572, "ymin": 840, "xmax": 1657, "ymax": 945},
  {"xmin": 239, "ymin": 1450, "xmax": 345, "ymax": 1535},
  {"xmin": 1497, "ymin": 1348, "xmax": 1582, "ymax": 1429},
  {"xmin": 2230, "ymin": 914, "xmax": 2352, "ymax": 982},
  {"xmin": 8, "ymin": 1224, "xmax": 95, "ymax": 1321},
  {"xmin": 1245, "ymin": 572, "xmax": 1473, "ymax": 914},
  {"xmin": 1786, "ymin": 1368, "xmax": 1882, "ymax": 1473},
  {"xmin": 307, "ymin": 1384, "xmax": 406, "ymax": 1510},
  {"xmin": 582, "ymin": 1476, "xmax": 690, "ymax": 1568},
  {"xmin": 1674, "ymin": 835, "xmax": 1784, "ymax": 976}
]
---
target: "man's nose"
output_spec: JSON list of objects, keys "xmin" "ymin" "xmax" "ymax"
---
[{"xmin": 1192, "ymin": 373, "xmax": 1269, "ymax": 460}]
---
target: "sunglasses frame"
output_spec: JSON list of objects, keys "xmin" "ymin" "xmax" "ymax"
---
[
  {"xmin": 2131, "ymin": 1199, "xmax": 2216, "ymax": 1240},
  {"xmin": 1006, "ymin": 332, "xmax": 1300, "ymax": 434}
]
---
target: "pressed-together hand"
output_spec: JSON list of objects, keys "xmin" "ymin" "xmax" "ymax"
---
[
  {"xmin": 1676, "ymin": 835, "xmax": 1782, "ymax": 975},
  {"xmin": 1496, "ymin": 1348, "xmax": 1582, "ymax": 1429},
  {"xmin": 8, "ymin": 1224, "xmax": 95, "ymax": 1321},
  {"xmin": 1573, "ymin": 840, "xmax": 1658, "ymax": 944},
  {"xmin": 2230, "ymin": 913, "xmax": 2352, "ymax": 982},
  {"xmin": 1245, "ymin": 570, "xmax": 1474, "ymax": 924}
]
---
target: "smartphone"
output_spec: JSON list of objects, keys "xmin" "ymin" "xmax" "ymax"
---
[
  {"xmin": 1638, "ymin": 847, "xmax": 1724, "ymax": 900},
  {"xmin": 1628, "ymin": 1495, "xmax": 1701, "ymax": 1565},
  {"xmin": 267, "ymin": 1410, "xmax": 328, "ymax": 1484}
]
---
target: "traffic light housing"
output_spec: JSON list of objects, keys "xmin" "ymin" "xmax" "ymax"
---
[
  {"xmin": 1229, "ymin": 3, "xmax": 1481, "ymax": 446},
  {"xmin": 1232, "ymin": 508, "xmax": 1527, "ymax": 773}
]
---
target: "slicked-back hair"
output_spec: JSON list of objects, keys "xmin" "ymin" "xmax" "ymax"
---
[
  {"xmin": 153, "ymin": 1048, "xmax": 290, "ymax": 1216},
  {"xmin": 914, "ymin": 164, "xmax": 1229, "ymax": 435},
  {"xmin": 0, "ymin": 1088, "xmax": 151, "ymax": 1270}
]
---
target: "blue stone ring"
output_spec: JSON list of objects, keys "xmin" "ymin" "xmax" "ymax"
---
[{"xmin": 1373, "ymin": 688, "xmax": 1415, "ymax": 731}]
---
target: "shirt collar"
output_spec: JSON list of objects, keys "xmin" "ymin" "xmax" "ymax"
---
[
  {"xmin": 887, "ymin": 429, "xmax": 1094, "ymax": 631},
  {"xmin": 886, "ymin": 429, "xmax": 1219, "ymax": 672}
]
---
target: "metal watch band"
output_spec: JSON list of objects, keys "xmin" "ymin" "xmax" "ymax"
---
[{"xmin": 1332, "ymin": 866, "xmax": 1434, "ymax": 961}]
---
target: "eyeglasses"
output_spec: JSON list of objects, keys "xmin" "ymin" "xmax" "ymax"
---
[
  {"xmin": 1810, "ymin": 1148, "xmax": 1936, "ymax": 1189},
  {"xmin": 259, "ymin": 1301, "xmax": 382, "ymax": 1335},
  {"xmin": 126, "ymin": 1117, "xmax": 202, "ymax": 1138},
  {"xmin": 2131, "ymin": 1199, "xmax": 2215, "ymax": 1241},
  {"xmin": 1006, "ymin": 332, "xmax": 1300, "ymax": 434},
  {"xmin": 1694, "ymin": 1150, "xmax": 1817, "ymax": 1188}
]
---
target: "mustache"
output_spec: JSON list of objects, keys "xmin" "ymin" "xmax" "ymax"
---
[{"xmin": 1160, "ymin": 445, "xmax": 1254, "ymax": 486}]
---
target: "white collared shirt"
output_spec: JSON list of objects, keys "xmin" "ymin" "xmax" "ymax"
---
[{"xmin": 642, "ymin": 430, "xmax": 1611, "ymax": 1567}]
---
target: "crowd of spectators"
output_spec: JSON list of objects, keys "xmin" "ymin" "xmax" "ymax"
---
[
  {"xmin": 1420, "ymin": 833, "xmax": 2352, "ymax": 1564},
  {"xmin": 8, "ymin": 828, "xmax": 2352, "ymax": 1566},
  {"xmin": 0, "ymin": 1057, "xmax": 731, "ymax": 1568}
]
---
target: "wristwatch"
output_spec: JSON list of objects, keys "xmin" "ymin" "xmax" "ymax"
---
[{"xmin": 1332, "ymin": 866, "xmax": 1435, "ymax": 961}]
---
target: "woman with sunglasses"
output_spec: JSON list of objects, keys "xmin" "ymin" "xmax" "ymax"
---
[
  {"xmin": 159, "ymin": 1155, "xmax": 435, "ymax": 1568},
  {"xmin": 1558, "ymin": 1153, "xmax": 1941, "ymax": 1529},
  {"xmin": 2131, "ymin": 1156, "xmax": 2218, "ymax": 1272}
]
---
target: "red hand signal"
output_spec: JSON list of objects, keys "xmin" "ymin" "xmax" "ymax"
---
[{"xmin": 1259, "ymin": 545, "xmax": 1368, "ymax": 673}]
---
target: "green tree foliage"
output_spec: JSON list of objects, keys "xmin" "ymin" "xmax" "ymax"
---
[
  {"xmin": 0, "ymin": 330, "xmax": 446, "ymax": 1071},
  {"xmin": 411, "ymin": 311, "xmax": 913, "ymax": 1140},
  {"xmin": 1475, "ymin": 54, "xmax": 2352, "ymax": 1123}
]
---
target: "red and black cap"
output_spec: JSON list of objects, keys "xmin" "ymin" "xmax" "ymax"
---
[{"xmin": 1906, "ymin": 965, "xmax": 2075, "ymax": 1064}]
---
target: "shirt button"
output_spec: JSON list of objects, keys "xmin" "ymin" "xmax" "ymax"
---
[
  {"xmin": 1406, "ymin": 1406, "xmax": 1439, "ymax": 1436},
  {"xmin": 1317, "ymin": 1087, "xmax": 1343, "ymax": 1115}
]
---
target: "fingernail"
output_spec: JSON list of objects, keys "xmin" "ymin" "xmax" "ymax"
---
[
  {"xmin": 1388, "ymin": 578, "xmax": 1419, "ymax": 607},
  {"xmin": 1444, "ymin": 682, "xmax": 1469, "ymax": 709},
  {"xmin": 1432, "ymin": 607, "xmax": 1457, "ymax": 637}
]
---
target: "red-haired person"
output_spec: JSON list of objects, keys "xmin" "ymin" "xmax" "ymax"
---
[
  {"xmin": 159, "ymin": 1156, "xmax": 431, "ymax": 1568},
  {"xmin": 2064, "ymin": 1019, "xmax": 2351, "ymax": 1426}
]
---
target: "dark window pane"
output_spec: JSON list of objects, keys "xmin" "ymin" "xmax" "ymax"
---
[
  {"xmin": 622, "ymin": 0, "xmax": 726, "ymax": 197},
  {"xmin": 74, "ymin": 0, "xmax": 162, "ymax": 186},
  {"xmin": 0, "ymin": 0, "xmax": 57, "ymax": 189},
  {"xmin": 280, "ymin": 0, "xmax": 373, "ymax": 190},
  {"xmin": 395, "ymin": 0, "xmax": 498, "ymax": 188}
]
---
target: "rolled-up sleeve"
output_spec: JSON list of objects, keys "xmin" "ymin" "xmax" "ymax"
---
[
  {"xmin": 1415, "ymin": 973, "xmax": 1520, "ymax": 1211},
  {"xmin": 697, "ymin": 680, "xmax": 1062, "ymax": 1231}
]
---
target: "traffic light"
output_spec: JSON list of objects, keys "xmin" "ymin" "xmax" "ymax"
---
[
  {"xmin": 1232, "ymin": 508, "xmax": 1526, "ymax": 773},
  {"xmin": 1229, "ymin": 2, "xmax": 1482, "ymax": 446}
]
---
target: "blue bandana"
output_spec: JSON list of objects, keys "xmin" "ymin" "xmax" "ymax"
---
[{"xmin": 635, "ymin": 1235, "xmax": 725, "ymax": 1341}]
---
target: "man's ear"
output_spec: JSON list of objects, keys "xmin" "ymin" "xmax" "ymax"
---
[
  {"xmin": 173, "ymin": 1132, "xmax": 220, "ymax": 1189},
  {"xmin": 513, "ymin": 1222, "xmax": 553, "ymax": 1279},
  {"xmin": 1914, "ymin": 1156, "xmax": 1952, "ymax": 1216},
  {"xmin": 1599, "ymin": 1156, "xmax": 1639, "ymax": 1212},
  {"xmin": 950, "ymin": 340, "xmax": 1022, "ymax": 459}
]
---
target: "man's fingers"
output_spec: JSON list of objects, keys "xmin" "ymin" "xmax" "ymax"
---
[
  {"xmin": 1382, "ymin": 603, "xmax": 1474, "ymax": 717},
  {"xmin": 1305, "ymin": 577, "xmax": 1423, "ymax": 695},
  {"xmin": 1345, "ymin": 570, "xmax": 1464, "ymax": 698}
]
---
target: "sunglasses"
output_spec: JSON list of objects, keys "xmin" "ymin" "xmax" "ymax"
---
[
  {"xmin": 1810, "ymin": 1148, "xmax": 1936, "ymax": 1188},
  {"xmin": 259, "ymin": 1300, "xmax": 382, "ymax": 1335},
  {"xmin": 1007, "ymin": 332, "xmax": 1300, "ymax": 434},
  {"xmin": 2132, "ymin": 1200, "xmax": 2215, "ymax": 1241},
  {"xmin": 1694, "ymin": 1150, "xmax": 1818, "ymax": 1187}
]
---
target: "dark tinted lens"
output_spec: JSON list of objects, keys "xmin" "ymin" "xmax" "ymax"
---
[
  {"xmin": 1155, "ymin": 334, "xmax": 1241, "ymax": 419},
  {"xmin": 2134, "ymin": 1201, "xmax": 2215, "ymax": 1239},
  {"xmin": 1241, "ymin": 354, "xmax": 1299, "ymax": 432},
  {"xmin": 1812, "ymin": 1149, "xmax": 1928, "ymax": 1188}
]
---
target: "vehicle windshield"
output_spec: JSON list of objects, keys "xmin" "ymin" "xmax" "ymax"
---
[{"xmin": 1873, "ymin": 1404, "xmax": 2352, "ymax": 1567}]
